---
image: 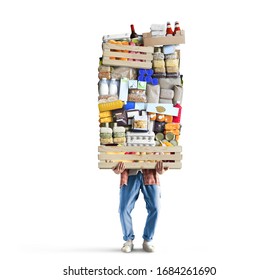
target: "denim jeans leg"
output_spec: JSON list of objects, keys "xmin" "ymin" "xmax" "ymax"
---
[
  {"xmin": 119, "ymin": 174, "xmax": 141, "ymax": 241},
  {"xmin": 141, "ymin": 184, "xmax": 161, "ymax": 242}
]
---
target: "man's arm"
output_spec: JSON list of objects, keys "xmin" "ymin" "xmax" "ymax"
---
[
  {"xmin": 155, "ymin": 161, "xmax": 169, "ymax": 175},
  {"xmin": 112, "ymin": 162, "xmax": 126, "ymax": 174}
]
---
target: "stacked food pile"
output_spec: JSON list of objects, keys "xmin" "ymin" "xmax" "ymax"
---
[{"xmin": 98, "ymin": 22, "xmax": 185, "ymax": 169}]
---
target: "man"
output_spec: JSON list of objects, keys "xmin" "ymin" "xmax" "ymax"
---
[{"xmin": 113, "ymin": 161, "xmax": 168, "ymax": 253}]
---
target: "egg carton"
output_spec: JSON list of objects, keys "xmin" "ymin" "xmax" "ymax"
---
[{"xmin": 126, "ymin": 131, "xmax": 155, "ymax": 146}]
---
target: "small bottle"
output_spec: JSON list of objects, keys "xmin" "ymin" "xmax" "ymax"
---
[
  {"xmin": 130, "ymin": 24, "xmax": 138, "ymax": 39},
  {"xmin": 166, "ymin": 22, "xmax": 173, "ymax": 36},
  {"xmin": 173, "ymin": 21, "xmax": 181, "ymax": 35},
  {"xmin": 109, "ymin": 78, "xmax": 118, "ymax": 95},
  {"xmin": 173, "ymin": 101, "xmax": 182, "ymax": 123},
  {"xmin": 98, "ymin": 78, "xmax": 109, "ymax": 95}
]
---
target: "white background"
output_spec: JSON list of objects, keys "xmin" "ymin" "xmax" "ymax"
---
[{"xmin": 1, "ymin": 0, "xmax": 279, "ymax": 279}]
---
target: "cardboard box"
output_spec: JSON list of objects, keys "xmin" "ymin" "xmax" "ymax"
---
[{"xmin": 143, "ymin": 30, "xmax": 185, "ymax": 46}]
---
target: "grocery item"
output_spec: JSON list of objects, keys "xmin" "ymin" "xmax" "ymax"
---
[
  {"xmin": 160, "ymin": 89, "xmax": 174, "ymax": 99},
  {"xmin": 113, "ymin": 124, "xmax": 126, "ymax": 144},
  {"xmin": 173, "ymin": 101, "xmax": 182, "ymax": 123},
  {"xmin": 132, "ymin": 115, "xmax": 148, "ymax": 131},
  {"xmin": 156, "ymin": 114, "xmax": 165, "ymax": 122},
  {"xmin": 165, "ymin": 123, "xmax": 181, "ymax": 130},
  {"xmin": 109, "ymin": 78, "xmax": 118, "ymax": 95},
  {"xmin": 166, "ymin": 22, "xmax": 173, "ymax": 35},
  {"xmin": 159, "ymin": 77, "xmax": 181, "ymax": 89},
  {"xmin": 98, "ymin": 94, "xmax": 118, "ymax": 104},
  {"xmin": 130, "ymin": 24, "xmax": 138, "ymax": 39},
  {"xmin": 100, "ymin": 124, "xmax": 113, "ymax": 145},
  {"xmin": 98, "ymin": 78, "xmax": 109, "ymax": 95},
  {"xmin": 148, "ymin": 112, "xmax": 157, "ymax": 121},
  {"xmin": 111, "ymin": 67, "xmax": 137, "ymax": 80},
  {"xmin": 146, "ymin": 103, "xmax": 179, "ymax": 116},
  {"xmin": 98, "ymin": 100, "xmax": 123, "ymax": 112},
  {"xmin": 164, "ymin": 115, "xmax": 173, "ymax": 123},
  {"xmin": 119, "ymin": 78, "xmax": 129, "ymax": 101},
  {"xmin": 112, "ymin": 108, "xmax": 128, "ymax": 126},
  {"xmin": 126, "ymin": 131, "xmax": 155, "ymax": 146},
  {"xmin": 128, "ymin": 89, "xmax": 147, "ymax": 103},
  {"xmin": 146, "ymin": 84, "xmax": 160, "ymax": 103},
  {"xmin": 173, "ymin": 85, "xmax": 183, "ymax": 104},
  {"xmin": 99, "ymin": 116, "xmax": 113, "ymax": 123},
  {"xmin": 99, "ymin": 110, "xmax": 112, "ymax": 119},
  {"xmin": 153, "ymin": 121, "xmax": 165, "ymax": 133},
  {"xmin": 173, "ymin": 21, "xmax": 181, "ymax": 35}
]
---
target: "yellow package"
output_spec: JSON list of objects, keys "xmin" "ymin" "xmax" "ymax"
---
[
  {"xmin": 99, "ymin": 116, "xmax": 113, "ymax": 123},
  {"xmin": 99, "ymin": 111, "xmax": 112, "ymax": 119},
  {"xmin": 98, "ymin": 100, "xmax": 123, "ymax": 112}
]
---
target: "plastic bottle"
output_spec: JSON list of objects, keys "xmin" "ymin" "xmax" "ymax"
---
[
  {"xmin": 109, "ymin": 78, "xmax": 118, "ymax": 95},
  {"xmin": 99, "ymin": 78, "xmax": 109, "ymax": 95},
  {"xmin": 166, "ymin": 22, "xmax": 173, "ymax": 36},
  {"xmin": 173, "ymin": 21, "xmax": 181, "ymax": 35},
  {"xmin": 173, "ymin": 101, "xmax": 182, "ymax": 123}
]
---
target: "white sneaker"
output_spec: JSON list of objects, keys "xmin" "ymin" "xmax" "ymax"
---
[
  {"xmin": 121, "ymin": 240, "xmax": 134, "ymax": 253},
  {"xmin": 142, "ymin": 240, "xmax": 155, "ymax": 253}
]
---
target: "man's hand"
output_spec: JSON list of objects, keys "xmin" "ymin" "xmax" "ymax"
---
[
  {"xmin": 113, "ymin": 162, "xmax": 126, "ymax": 174},
  {"xmin": 155, "ymin": 161, "xmax": 169, "ymax": 175}
]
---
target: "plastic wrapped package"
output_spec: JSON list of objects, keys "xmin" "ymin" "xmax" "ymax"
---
[
  {"xmin": 132, "ymin": 115, "xmax": 148, "ymax": 131},
  {"xmin": 100, "ymin": 126, "xmax": 113, "ymax": 145},
  {"xmin": 160, "ymin": 89, "xmax": 174, "ymax": 99},
  {"xmin": 111, "ymin": 67, "xmax": 137, "ymax": 80},
  {"xmin": 98, "ymin": 65, "xmax": 111, "ymax": 80},
  {"xmin": 98, "ymin": 100, "xmax": 123, "ymax": 112},
  {"xmin": 165, "ymin": 59, "xmax": 179, "ymax": 67},
  {"xmin": 128, "ymin": 89, "xmax": 147, "ymax": 103},
  {"xmin": 153, "ymin": 60, "xmax": 165, "ymax": 68},
  {"xmin": 98, "ymin": 95, "xmax": 118, "ymax": 103},
  {"xmin": 159, "ymin": 77, "xmax": 181, "ymax": 89},
  {"xmin": 146, "ymin": 84, "xmax": 160, "ymax": 103},
  {"xmin": 173, "ymin": 85, "xmax": 183, "ymax": 104},
  {"xmin": 166, "ymin": 66, "xmax": 179, "ymax": 74},
  {"xmin": 113, "ymin": 125, "xmax": 126, "ymax": 144}
]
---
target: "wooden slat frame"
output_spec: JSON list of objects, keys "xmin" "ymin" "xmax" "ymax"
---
[
  {"xmin": 98, "ymin": 146, "xmax": 182, "ymax": 169},
  {"xmin": 102, "ymin": 43, "xmax": 154, "ymax": 69}
]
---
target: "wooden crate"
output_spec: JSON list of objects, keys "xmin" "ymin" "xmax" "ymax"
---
[
  {"xmin": 102, "ymin": 43, "xmax": 154, "ymax": 69},
  {"xmin": 143, "ymin": 30, "xmax": 185, "ymax": 46},
  {"xmin": 98, "ymin": 146, "xmax": 182, "ymax": 169}
]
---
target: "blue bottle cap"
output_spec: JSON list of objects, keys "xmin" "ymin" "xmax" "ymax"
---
[
  {"xmin": 138, "ymin": 75, "xmax": 145, "ymax": 81},
  {"xmin": 152, "ymin": 78, "xmax": 159, "ymax": 85}
]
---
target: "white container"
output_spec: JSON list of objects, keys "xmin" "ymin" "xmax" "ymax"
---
[
  {"xmin": 109, "ymin": 78, "xmax": 118, "ymax": 95},
  {"xmin": 99, "ymin": 78, "xmax": 109, "ymax": 95}
]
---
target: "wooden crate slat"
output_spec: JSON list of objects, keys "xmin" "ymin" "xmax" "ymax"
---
[
  {"xmin": 103, "ymin": 43, "xmax": 154, "ymax": 53},
  {"xmin": 103, "ymin": 50, "xmax": 153, "ymax": 60},
  {"xmin": 98, "ymin": 153, "xmax": 182, "ymax": 161},
  {"xmin": 98, "ymin": 162, "xmax": 182, "ymax": 169},
  {"xmin": 98, "ymin": 145, "xmax": 182, "ymax": 153},
  {"xmin": 102, "ymin": 57, "xmax": 152, "ymax": 69}
]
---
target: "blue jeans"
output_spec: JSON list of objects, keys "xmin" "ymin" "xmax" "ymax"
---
[{"xmin": 119, "ymin": 172, "xmax": 161, "ymax": 242}]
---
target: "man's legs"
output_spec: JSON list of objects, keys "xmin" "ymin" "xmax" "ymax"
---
[
  {"xmin": 141, "ymin": 183, "xmax": 161, "ymax": 242},
  {"xmin": 119, "ymin": 174, "xmax": 141, "ymax": 241}
]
